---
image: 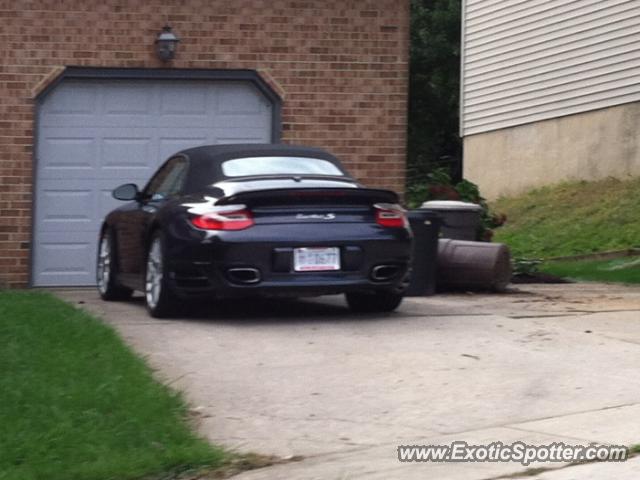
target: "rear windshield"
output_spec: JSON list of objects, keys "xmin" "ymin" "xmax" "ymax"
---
[{"xmin": 222, "ymin": 156, "xmax": 344, "ymax": 177}]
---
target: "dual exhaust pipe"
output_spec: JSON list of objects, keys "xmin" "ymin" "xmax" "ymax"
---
[
  {"xmin": 227, "ymin": 267, "xmax": 261, "ymax": 285},
  {"xmin": 227, "ymin": 264, "xmax": 400, "ymax": 285},
  {"xmin": 370, "ymin": 264, "xmax": 401, "ymax": 282}
]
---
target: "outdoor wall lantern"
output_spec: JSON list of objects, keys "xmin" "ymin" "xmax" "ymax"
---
[{"xmin": 155, "ymin": 25, "xmax": 180, "ymax": 62}]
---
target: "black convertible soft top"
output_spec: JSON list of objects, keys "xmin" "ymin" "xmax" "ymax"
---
[{"xmin": 179, "ymin": 143, "xmax": 350, "ymax": 193}]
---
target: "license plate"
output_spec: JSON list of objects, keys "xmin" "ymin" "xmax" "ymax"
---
[{"xmin": 293, "ymin": 247, "xmax": 340, "ymax": 272}]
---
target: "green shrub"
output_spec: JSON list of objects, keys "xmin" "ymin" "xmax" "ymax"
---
[{"xmin": 513, "ymin": 258, "xmax": 543, "ymax": 276}]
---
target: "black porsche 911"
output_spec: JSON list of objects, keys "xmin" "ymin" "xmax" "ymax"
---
[{"xmin": 97, "ymin": 144, "xmax": 412, "ymax": 317}]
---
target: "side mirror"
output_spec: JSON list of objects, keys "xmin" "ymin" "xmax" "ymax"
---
[{"xmin": 112, "ymin": 183, "xmax": 140, "ymax": 201}]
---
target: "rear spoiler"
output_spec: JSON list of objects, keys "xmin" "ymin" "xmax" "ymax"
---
[{"xmin": 215, "ymin": 187, "xmax": 399, "ymax": 207}]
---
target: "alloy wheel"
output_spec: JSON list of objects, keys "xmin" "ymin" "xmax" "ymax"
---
[
  {"xmin": 97, "ymin": 234, "xmax": 111, "ymax": 295},
  {"xmin": 145, "ymin": 238, "xmax": 163, "ymax": 309}
]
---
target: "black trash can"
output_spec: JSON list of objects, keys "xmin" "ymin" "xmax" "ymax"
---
[
  {"xmin": 405, "ymin": 209, "xmax": 442, "ymax": 296},
  {"xmin": 421, "ymin": 200, "xmax": 483, "ymax": 240}
]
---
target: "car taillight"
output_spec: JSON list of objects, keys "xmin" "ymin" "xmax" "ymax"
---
[
  {"xmin": 374, "ymin": 203, "xmax": 408, "ymax": 228},
  {"xmin": 190, "ymin": 206, "xmax": 254, "ymax": 231}
]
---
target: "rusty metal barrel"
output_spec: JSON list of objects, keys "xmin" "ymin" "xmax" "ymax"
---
[{"xmin": 437, "ymin": 239, "xmax": 512, "ymax": 292}]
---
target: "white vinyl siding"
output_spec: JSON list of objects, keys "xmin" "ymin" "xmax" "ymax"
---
[{"xmin": 461, "ymin": 0, "xmax": 640, "ymax": 136}]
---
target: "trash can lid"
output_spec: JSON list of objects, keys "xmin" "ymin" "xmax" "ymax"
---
[{"xmin": 420, "ymin": 200, "xmax": 483, "ymax": 211}]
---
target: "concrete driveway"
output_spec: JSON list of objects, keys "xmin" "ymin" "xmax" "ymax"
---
[{"xmin": 55, "ymin": 284, "xmax": 640, "ymax": 479}]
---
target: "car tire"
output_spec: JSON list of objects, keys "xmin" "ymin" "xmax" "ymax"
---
[
  {"xmin": 345, "ymin": 290, "xmax": 404, "ymax": 313},
  {"xmin": 144, "ymin": 231, "xmax": 178, "ymax": 318},
  {"xmin": 96, "ymin": 228, "xmax": 133, "ymax": 301}
]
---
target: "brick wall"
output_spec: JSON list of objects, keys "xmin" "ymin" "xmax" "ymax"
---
[{"xmin": 0, "ymin": 0, "xmax": 409, "ymax": 287}]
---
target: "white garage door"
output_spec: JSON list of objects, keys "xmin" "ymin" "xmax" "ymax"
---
[{"xmin": 34, "ymin": 79, "xmax": 273, "ymax": 286}]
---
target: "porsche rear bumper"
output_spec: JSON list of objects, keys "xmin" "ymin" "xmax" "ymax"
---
[{"xmin": 164, "ymin": 223, "xmax": 412, "ymax": 298}]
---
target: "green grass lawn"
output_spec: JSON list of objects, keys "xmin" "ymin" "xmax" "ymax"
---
[
  {"xmin": 492, "ymin": 177, "xmax": 640, "ymax": 259},
  {"xmin": 542, "ymin": 256, "xmax": 640, "ymax": 285},
  {"xmin": 0, "ymin": 290, "xmax": 227, "ymax": 480}
]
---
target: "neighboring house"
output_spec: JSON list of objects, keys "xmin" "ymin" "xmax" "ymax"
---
[
  {"xmin": 460, "ymin": 0, "xmax": 640, "ymax": 199},
  {"xmin": 0, "ymin": 1, "xmax": 409, "ymax": 288}
]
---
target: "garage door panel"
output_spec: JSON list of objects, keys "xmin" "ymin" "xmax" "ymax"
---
[
  {"xmin": 42, "ymin": 115, "xmax": 159, "ymax": 129},
  {"xmin": 40, "ymin": 114, "xmax": 102, "ymax": 128},
  {"xmin": 37, "ymin": 188, "xmax": 93, "ymax": 230},
  {"xmin": 43, "ymin": 168, "xmax": 156, "ymax": 182},
  {"xmin": 159, "ymin": 84, "xmax": 209, "ymax": 114},
  {"xmin": 37, "ymin": 179, "xmax": 100, "ymax": 231},
  {"xmin": 33, "ymin": 231, "xmax": 95, "ymax": 287},
  {"xmin": 39, "ymin": 136, "xmax": 96, "ymax": 174},
  {"xmin": 100, "ymin": 136, "xmax": 152, "ymax": 169},
  {"xmin": 218, "ymin": 83, "xmax": 269, "ymax": 113},
  {"xmin": 97, "ymin": 127, "xmax": 158, "ymax": 161},
  {"xmin": 35, "ymin": 78, "xmax": 273, "ymax": 286},
  {"xmin": 102, "ymin": 83, "xmax": 154, "ymax": 115},
  {"xmin": 41, "ymin": 83, "xmax": 97, "ymax": 115}
]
